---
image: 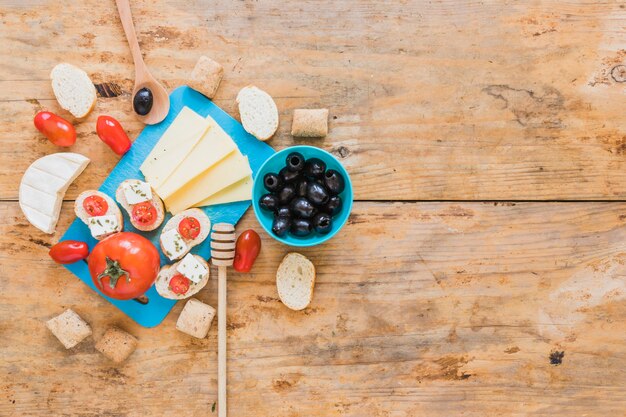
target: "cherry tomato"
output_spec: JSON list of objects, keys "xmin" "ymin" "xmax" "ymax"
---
[
  {"xmin": 83, "ymin": 195, "xmax": 109, "ymax": 216},
  {"xmin": 233, "ymin": 229, "xmax": 261, "ymax": 273},
  {"xmin": 169, "ymin": 274, "xmax": 191, "ymax": 295},
  {"xmin": 88, "ymin": 232, "xmax": 160, "ymax": 300},
  {"xmin": 96, "ymin": 115, "xmax": 132, "ymax": 156},
  {"xmin": 34, "ymin": 111, "xmax": 76, "ymax": 147},
  {"xmin": 132, "ymin": 202, "xmax": 157, "ymax": 226},
  {"xmin": 178, "ymin": 217, "xmax": 201, "ymax": 240},
  {"xmin": 48, "ymin": 240, "xmax": 89, "ymax": 264}
]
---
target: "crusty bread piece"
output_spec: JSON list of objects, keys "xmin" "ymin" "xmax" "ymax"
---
[
  {"xmin": 291, "ymin": 108, "xmax": 329, "ymax": 138},
  {"xmin": 95, "ymin": 327, "xmax": 137, "ymax": 363},
  {"xmin": 159, "ymin": 208, "xmax": 210, "ymax": 260},
  {"xmin": 115, "ymin": 179, "xmax": 165, "ymax": 232},
  {"xmin": 276, "ymin": 253, "xmax": 316, "ymax": 311},
  {"xmin": 45, "ymin": 309, "xmax": 92, "ymax": 349},
  {"xmin": 50, "ymin": 63, "xmax": 96, "ymax": 118},
  {"xmin": 236, "ymin": 85, "xmax": 278, "ymax": 141},
  {"xmin": 155, "ymin": 255, "xmax": 210, "ymax": 300},
  {"xmin": 74, "ymin": 190, "xmax": 123, "ymax": 240},
  {"xmin": 176, "ymin": 298, "xmax": 216, "ymax": 339},
  {"xmin": 189, "ymin": 56, "xmax": 223, "ymax": 99}
]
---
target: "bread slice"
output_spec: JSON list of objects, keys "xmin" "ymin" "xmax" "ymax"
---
[
  {"xmin": 189, "ymin": 56, "xmax": 224, "ymax": 99},
  {"xmin": 45, "ymin": 309, "xmax": 92, "ymax": 349},
  {"xmin": 236, "ymin": 85, "xmax": 278, "ymax": 141},
  {"xmin": 159, "ymin": 208, "xmax": 211, "ymax": 260},
  {"xmin": 95, "ymin": 327, "xmax": 137, "ymax": 363},
  {"xmin": 155, "ymin": 255, "xmax": 210, "ymax": 300},
  {"xmin": 50, "ymin": 63, "xmax": 96, "ymax": 118},
  {"xmin": 74, "ymin": 190, "xmax": 123, "ymax": 240},
  {"xmin": 115, "ymin": 179, "xmax": 165, "ymax": 232},
  {"xmin": 276, "ymin": 253, "xmax": 316, "ymax": 311}
]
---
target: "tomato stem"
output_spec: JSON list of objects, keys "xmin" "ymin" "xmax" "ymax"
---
[{"xmin": 97, "ymin": 256, "xmax": 130, "ymax": 289}]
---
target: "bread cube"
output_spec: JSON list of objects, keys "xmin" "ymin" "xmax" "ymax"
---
[
  {"xmin": 176, "ymin": 298, "xmax": 216, "ymax": 339},
  {"xmin": 45, "ymin": 309, "xmax": 92, "ymax": 349},
  {"xmin": 291, "ymin": 109, "xmax": 329, "ymax": 138},
  {"xmin": 189, "ymin": 56, "xmax": 224, "ymax": 99},
  {"xmin": 95, "ymin": 327, "xmax": 138, "ymax": 363}
]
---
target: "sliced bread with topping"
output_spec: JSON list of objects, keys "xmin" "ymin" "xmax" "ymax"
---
[
  {"xmin": 115, "ymin": 179, "xmax": 165, "ymax": 232},
  {"xmin": 159, "ymin": 208, "xmax": 210, "ymax": 260},
  {"xmin": 50, "ymin": 63, "xmax": 97, "ymax": 118},
  {"xmin": 155, "ymin": 254, "xmax": 210, "ymax": 300},
  {"xmin": 74, "ymin": 190, "xmax": 123, "ymax": 240},
  {"xmin": 276, "ymin": 252, "xmax": 316, "ymax": 311},
  {"xmin": 236, "ymin": 85, "xmax": 278, "ymax": 141}
]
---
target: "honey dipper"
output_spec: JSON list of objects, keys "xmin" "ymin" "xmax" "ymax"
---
[{"xmin": 210, "ymin": 223, "xmax": 236, "ymax": 417}]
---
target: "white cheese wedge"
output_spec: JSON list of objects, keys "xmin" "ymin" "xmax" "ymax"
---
[
  {"xmin": 176, "ymin": 253, "xmax": 208, "ymax": 284},
  {"xmin": 164, "ymin": 152, "xmax": 252, "ymax": 215},
  {"xmin": 194, "ymin": 175, "xmax": 253, "ymax": 207},
  {"xmin": 122, "ymin": 181, "xmax": 152, "ymax": 204},
  {"xmin": 86, "ymin": 215, "xmax": 119, "ymax": 238},
  {"xmin": 140, "ymin": 107, "xmax": 211, "ymax": 189},
  {"xmin": 155, "ymin": 115, "xmax": 238, "ymax": 200},
  {"xmin": 161, "ymin": 228, "xmax": 189, "ymax": 260}
]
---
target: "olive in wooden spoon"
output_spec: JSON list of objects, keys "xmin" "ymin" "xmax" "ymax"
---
[{"xmin": 115, "ymin": 0, "xmax": 170, "ymax": 125}]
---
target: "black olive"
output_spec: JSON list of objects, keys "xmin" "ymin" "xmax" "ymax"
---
[
  {"xmin": 290, "ymin": 218, "xmax": 313, "ymax": 236},
  {"xmin": 303, "ymin": 157, "xmax": 326, "ymax": 179},
  {"xmin": 324, "ymin": 169, "xmax": 345, "ymax": 195},
  {"xmin": 133, "ymin": 87, "xmax": 153, "ymax": 116},
  {"xmin": 276, "ymin": 206, "xmax": 292, "ymax": 218},
  {"xmin": 277, "ymin": 184, "xmax": 296, "ymax": 205},
  {"xmin": 272, "ymin": 217, "xmax": 291, "ymax": 237},
  {"xmin": 313, "ymin": 212, "xmax": 333, "ymax": 234},
  {"xmin": 290, "ymin": 197, "xmax": 316, "ymax": 218},
  {"xmin": 306, "ymin": 181, "xmax": 330, "ymax": 206},
  {"xmin": 263, "ymin": 172, "xmax": 283, "ymax": 192},
  {"xmin": 324, "ymin": 195, "xmax": 343, "ymax": 216},
  {"xmin": 280, "ymin": 166, "xmax": 300, "ymax": 183},
  {"xmin": 296, "ymin": 179, "xmax": 309, "ymax": 197},
  {"xmin": 259, "ymin": 193, "xmax": 279, "ymax": 211},
  {"xmin": 286, "ymin": 152, "xmax": 305, "ymax": 172}
]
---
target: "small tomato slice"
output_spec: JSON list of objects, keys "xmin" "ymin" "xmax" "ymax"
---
[
  {"xmin": 96, "ymin": 115, "xmax": 132, "ymax": 156},
  {"xmin": 34, "ymin": 111, "xmax": 76, "ymax": 147},
  {"xmin": 178, "ymin": 217, "xmax": 201, "ymax": 240},
  {"xmin": 49, "ymin": 240, "xmax": 89, "ymax": 264},
  {"xmin": 169, "ymin": 274, "xmax": 191, "ymax": 295},
  {"xmin": 233, "ymin": 229, "xmax": 262, "ymax": 273},
  {"xmin": 83, "ymin": 195, "xmax": 109, "ymax": 216},
  {"xmin": 132, "ymin": 202, "xmax": 157, "ymax": 226}
]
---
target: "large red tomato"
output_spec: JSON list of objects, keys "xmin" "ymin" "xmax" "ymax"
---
[{"xmin": 88, "ymin": 232, "xmax": 160, "ymax": 300}]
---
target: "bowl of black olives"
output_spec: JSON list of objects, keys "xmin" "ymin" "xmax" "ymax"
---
[{"xmin": 252, "ymin": 146, "xmax": 353, "ymax": 246}]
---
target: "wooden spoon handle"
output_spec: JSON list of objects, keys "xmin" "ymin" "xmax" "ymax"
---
[
  {"xmin": 218, "ymin": 266, "xmax": 227, "ymax": 417},
  {"xmin": 115, "ymin": 0, "xmax": 146, "ymax": 76}
]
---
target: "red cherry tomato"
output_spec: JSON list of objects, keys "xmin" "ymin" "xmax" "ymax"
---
[
  {"xmin": 83, "ymin": 195, "xmax": 109, "ymax": 216},
  {"xmin": 233, "ymin": 229, "xmax": 261, "ymax": 273},
  {"xmin": 178, "ymin": 217, "xmax": 201, "ymax": 240},
  {"xmin": 132, "ymin": 202, "xmax": 157, "ymax": 226},
  {"xmin": 34, "ymin": 111, "xmax": 76, "ymax": 147},
  {"xmin": 169, "ymin": 274, "xmax": 191, "ymax": 295},
  {"xmin": 96, "ymin": 115, "xmax": 132, "ymax": 156},
  {"xmin": 88, "ymin": 232, "xmax": 160, "ymax": 300},
  {"xmin": 48, "ymin": 240, "xmax": 89, "ymax": 264}
]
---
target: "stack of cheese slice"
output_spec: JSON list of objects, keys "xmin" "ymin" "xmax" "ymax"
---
[{"xmin": 140, "ymin": 107, "xmax": 253, "ymax": 215}]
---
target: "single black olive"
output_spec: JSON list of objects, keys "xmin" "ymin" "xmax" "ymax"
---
[
  {"xmin": 276, "ymin": 206, "xmax": 292, "ymax": 218},
  {"xmin": 303, "ymin": 157, "xmax": 326, "ymax": 179},
  {"xmin": 286, "ymin": 152, "xmax": 305, "ymax": 172},
  {"xmin": 324, "ymin": 169, "xmax": 345, "ymax": 195},
  {"xmin": 272, "ymin": 216, "xmax": 291, "ymax": 237},
  {"xmin": 280, "ymin": 166, "xmax": 300, "ymax": 183},
  {"xmin": 290, "ymin": 197, "xmax": 316, "ymax": 218},
  {"xmin": 324, "ymin": 195, "xmax": 343, "ymax": 216},
  {"xmin": 133, "ymin": 87, "xmax": 153, "ymax": 116},
  {"xmin": 290, "ymin": 218, "xmax": 313, "ymax": 236},
  {"xmin": 263, "ymin": 172, "xmax": 283, "ymax": 192},
  {"xmin": 313, "ymin": 212, "xmax": 333, "ymax": 234},
  {"xmin": 277, "ymin": 184, "xmax": 296, "ymax": 205},
  {"xmin": 259, "ymin": 193, "xmax": 279, "ymax": 212},
  {"xmin": 306, "ymin": 181, "xmax": 330, "ymax": 206},
  {"xmin": 296, "ymin": 179, "xmax": 309, "ymax": 197}
]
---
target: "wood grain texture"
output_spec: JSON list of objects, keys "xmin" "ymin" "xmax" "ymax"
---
[{"xmin": 2, "ymin": 201, "xmax": 626, "ymax": 416}]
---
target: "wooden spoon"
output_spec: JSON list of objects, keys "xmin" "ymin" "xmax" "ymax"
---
[{"xmin": 115, "ymin": 0, "xmax": 170, "ymax": 125}]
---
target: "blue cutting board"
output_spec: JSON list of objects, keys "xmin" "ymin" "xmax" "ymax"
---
[{"xmin": 60, "ymin": 86, "xmax": 275, "ymax": 327}]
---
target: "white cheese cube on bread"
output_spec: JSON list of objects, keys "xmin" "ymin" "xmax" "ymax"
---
[
  {"xmin": 177, "ymin": 253, "xmax": 208, "ymax": 283},
  {"xmin": 161, "ymin": 228, "xmax": 188, "ymax": 260},
  {"xmin": 95, "ymin": 327, "xmax": 137, "ymax": 363},
  {"xmin": 176, "ymin": 298, "xmax": 216, "ymax": 339},
  {"xmin": 45, "ymin": 309, "xmax": 92, "ymax": 349},
  {"xmin": 86, "ymin": 215, "xmax": 119, "ymax": 237},
  {"xmin": 122, "ymin": 181, "xmax": 152, "ymax": 204},
  {"xmin": 155, "ymin": 255, "xmax": 210, "ymax": 300},
  {"xmin": 74, "ymin": 190, "xmax": 123, "ymax": 240}
]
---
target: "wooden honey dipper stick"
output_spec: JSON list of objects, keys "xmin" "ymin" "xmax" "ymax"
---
[{"xmin": 210, "ymin": 223, "xmax": 236, "ymax": 417}]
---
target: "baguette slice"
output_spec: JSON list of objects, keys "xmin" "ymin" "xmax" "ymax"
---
[
  {"xmin": 115, "ymin": 180, "xmax": 165, "ymax": 232},
  {"xmin": 155, "ymin": 255, "xmax": 210, "ymax": 300},
  {"xmin": 74, "ymin": 190, "xmax": 123, "ymax": 240},
  {"xmin": 236, "ymin": 85, "xmax": 278, "ymax": 141},
  {"xmin": 50, "ymin": 63, "xmax": 97, "ymax": 118},
  {"xmin": 159, "ymin": 208, "xmax": 211, "ymax": 260},
  {"xmin": 276, "ymin": 253, "xmax": 316, "ymax": 311}
]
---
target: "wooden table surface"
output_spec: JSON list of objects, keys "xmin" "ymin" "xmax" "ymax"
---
[{"xmin": 2, "ymin": 1, "xmax": 626, "ymax": 416}]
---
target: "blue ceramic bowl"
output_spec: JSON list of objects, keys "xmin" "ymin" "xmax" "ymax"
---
[{"xmin": 252, "ymin": 146, "xmax": 353, "ymax": 247}]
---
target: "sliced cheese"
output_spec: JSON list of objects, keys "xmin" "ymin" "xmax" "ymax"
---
[
  {"xmin": 140, "ymin": 107, "xmax": 211, "ymax": 189},
  {"xmin": 164, "ymin": 152, "xmax": 252, "ymax": 215},
  {"xmin": 194, "ymin": 175, "xmax": 253, "ymax": 207},
  {"xmin": 156, "ymin": 115, "xmax": 238, "ymax": 200}
]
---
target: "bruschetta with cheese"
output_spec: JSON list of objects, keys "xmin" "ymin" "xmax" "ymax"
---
[
  {"xmin": 115, "ymin": 179, "xmax": 165, "ymax": 232},
  {"xmin": 159, "ymin": 208, "xmax": 211, "ymax": 261},
  {"xmin": 74, "ymin": 190, "xmax": 123, "ymax": 240},
  {"xmin": 155, "ymin": 254, "xmax": 210, "ymax": 300}
]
